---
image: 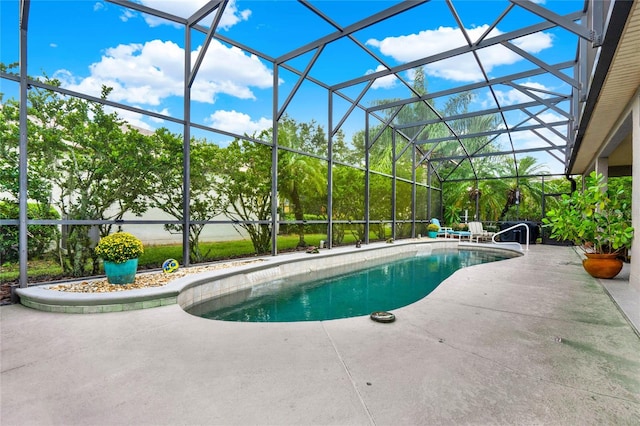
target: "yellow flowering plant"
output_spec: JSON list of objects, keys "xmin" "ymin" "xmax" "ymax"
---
[{"xmin": 95, "ymin": 232, "xmax": 144, "ymax": 263}]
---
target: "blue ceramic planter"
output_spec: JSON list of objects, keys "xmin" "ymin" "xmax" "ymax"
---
[
  {"xmin": 103, "ymin": 258, "xmax": 138, "ymax": 284},
  {"xmin": 427, "ymin": 231, "xmax": 438, "ymax": 238}
]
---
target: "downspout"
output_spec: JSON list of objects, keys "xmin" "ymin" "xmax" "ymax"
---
[{"xmin": 566, "ymin": 174, "xmax": 577, "ymax": 193}]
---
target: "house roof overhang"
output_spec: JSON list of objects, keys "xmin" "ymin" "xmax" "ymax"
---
[{"xmin": 569, "ymin": 0, "xmax": 640, "ymax": 176}]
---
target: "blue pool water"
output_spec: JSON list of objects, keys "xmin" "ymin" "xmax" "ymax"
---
[{"xmin": 190, "ymin": 250, "xmax": 511, "ymax": 322}]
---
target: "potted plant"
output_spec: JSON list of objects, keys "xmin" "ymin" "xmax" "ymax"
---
[
  {"xmin": 95, "ymin": 232, "xmax": 144, "ymax": 284},
  {"xmin": 427, "ymin": 223, "xmax": 439, "ymax": 238},
  {"xmin": 542, "ymin": 171, "xmax": 633, "ymax": 278}
]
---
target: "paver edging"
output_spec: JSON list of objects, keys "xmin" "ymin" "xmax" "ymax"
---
[{"xmin": 16, "ymin": 239, "xmax": 517, "ymax": 313}]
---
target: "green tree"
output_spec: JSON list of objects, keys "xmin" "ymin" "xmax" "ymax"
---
[
  {"xmin": 213, "ymin": 138, "xmax": 274, "ymax": 254},
  {"xmin": 10, "ymin": 80, "xmax": 157, "ymax": 276},
  {"xmin": 146, "ymin": 129, "xmax": 224, "ymax": 262},
  {"xmin": 357, "ymin": 69, "xmax": 504, "ymax": 230},
  {"xmin": 277, "ymin": 116, "xmax": 328, "ymax": 247},
  {"xmin": 331, "ymin": 165, "xmax": 365, "ymax": 243},
  {"xmin": 0, "ymin": 89, "xmax": 55, "ymax": 206},
  {"xmin": 54, "ymin": 87, "xmax": 155, "ymax": 274},
  {"xmin": 0, "ymin": 92, "xmax": 58, "ymax": 262}
]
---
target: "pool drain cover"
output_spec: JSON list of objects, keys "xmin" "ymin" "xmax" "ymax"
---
[{"xmin": 370, "ymin": 311, "xmax": 396, "ymax": 323}]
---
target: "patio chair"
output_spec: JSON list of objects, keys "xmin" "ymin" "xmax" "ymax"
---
[
  {"xmin": 468, "ymin": 221, "xmax": 494, "ymax": 243},
  {"xmin": 430, "ymin": 218, "xmax": 451, "ymax": 238}
]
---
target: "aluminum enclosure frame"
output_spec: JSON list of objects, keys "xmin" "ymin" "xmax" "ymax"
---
[{"xmin": 4, "ymin": 0, "xmax": 609, "ymax": 288}]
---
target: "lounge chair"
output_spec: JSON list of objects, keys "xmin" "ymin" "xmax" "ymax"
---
[
  {"xmin": 447, "ymin": 227, "xmax": 472, "ymax": 241},
  {"xmin": 430, "ymin": 218, "xmax": 472, "ymax": 241},
  {"xmin": 468, "ymin": 221, "xmax": 495, "ymax": 243},
  {"xmin": 430, "ymin": 218, "xmax": 451, "ymax": 238}
]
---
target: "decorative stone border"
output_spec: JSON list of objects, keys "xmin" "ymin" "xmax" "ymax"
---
[{"xmin": 16, "ymin": 240, "xmax": 520, "ymax": 314}]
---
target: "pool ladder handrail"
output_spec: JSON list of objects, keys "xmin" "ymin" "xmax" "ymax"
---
[{"xmin": 492, "ymin": 222, "xmax": 530, "ymax": 252}]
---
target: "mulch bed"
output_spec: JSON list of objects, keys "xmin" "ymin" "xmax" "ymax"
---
[{"xmin": 1, "ymin": 259, "xmax": 264, "ymax": 305}]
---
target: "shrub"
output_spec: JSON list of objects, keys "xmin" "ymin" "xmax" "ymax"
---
[
  {"xmin": 0, "ymin": 202, "xmax": 60, "ymax": 262},
  {"xmin": 279, "ymin": 213, "xmax": 327, "ymax": 234},
  {"xmin": 451, "ymin": 223, "xmax": 468, "ymax": 231},
  {"xmin": 94, "ymin": 232, "xmax": 144, "ymax": 263}
]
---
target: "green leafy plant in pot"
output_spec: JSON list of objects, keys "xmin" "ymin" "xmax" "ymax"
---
[
  {"xmin": 95, "ymin": 232, "xmax": 144, "ymax": 284},
  {"xmin": 542, "ymin": 171, "xmax": 633, "ymax": 278}
]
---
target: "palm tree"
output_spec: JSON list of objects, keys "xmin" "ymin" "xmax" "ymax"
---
[
  {"xmin": 277, "ymin": 116, "xmax": 328, "ymax": 247},
  {"xmin": 495, "ymin": 156, "xmax": 549, "ymax": 220}
]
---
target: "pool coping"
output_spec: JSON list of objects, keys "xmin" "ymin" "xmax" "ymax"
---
[{"xmin": 15, "ymin": 239, "xmax": 522, "ymax": 314}]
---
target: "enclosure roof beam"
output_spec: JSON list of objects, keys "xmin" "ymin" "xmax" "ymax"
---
[
  {"xmin": 187, "ymin": 0, "xmax": 223, "ymax": 26},
  {"xmin": 507, "ymin": 83, "xmax": 573, "ymax": 120},
  {"xmin": 1, "ymin": 72, "xmax": 186, "ymax": 125},
  {"xmin": 278, "ymin": 46, "xmax": 325, "ymax": 120},
  {"xmin": 366, "ymin": 60, "xmax": 575, "ymax": 114},
  {"xmin": 394, "ymin": 96, "xmax": 568, "ymax": 130},
  {"xmin": 299, "ymin": 0, "xmax": 432, "ymax": 128},
  {"xmin": 521, "ymin": 108, "xmax": 570, "ymax": 143},
  {"xmin": 500, "ymin": 40, "xmax": 579, "ymax": 89},
  {"xmin": 414, "ymin": 120, "xmax": 569, "ymax": 145},
  {"xmin": 445, "ymin": 173, "xmax": 567, "ymax": 183},
  {"xmin": 331, "ymin": 80, "xmax": 374, "ymax": 137},
  {"xmin": 188, "ymin": 1, "xmax": 227, "ymax": 88},
  {"xmin": 430, "ymin": 145, "xmax": 565, "ymax": 162},
  {"xmin": 107, "ymin": 0, "xmax": 187, "ymax": 25},
  {"xmin": 276, "ymin": 0, "xmax": 428, "ymax": 64},
  {"xmin": 510, "ymin": 0, "xmax": 596, "ymax": 42},
  {"xmin": 333, "ymin": 11, "xmax": 583, "ymax": 91},
  {"xmin": 20, "ymin": 0, "xmax": 29, "ymax": 30}
]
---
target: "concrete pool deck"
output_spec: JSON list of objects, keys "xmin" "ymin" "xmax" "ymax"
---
[{"xmin": 1, "ymin": 244, "xmax": 639, "ymax": 425}]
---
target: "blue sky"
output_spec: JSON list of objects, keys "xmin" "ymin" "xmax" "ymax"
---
[{"xmin": 1, "ymin": 0, "xmax": 584, "ymax": 173}]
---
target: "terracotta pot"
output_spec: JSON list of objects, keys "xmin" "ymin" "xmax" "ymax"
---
[{"xmin": 582, "ymin": 253, "xmax": 623, "ymax": 279}]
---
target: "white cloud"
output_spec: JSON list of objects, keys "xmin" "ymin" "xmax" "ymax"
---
[
  {"xmin": 511, "ymin": 32, "xmax": 553, "ymax": 53},
  {"xmin": 120, "ymin": 9, "xmax": 136, "ymax": 22},
  {"xmin": 217, "ymin": 0, "xmax": 252, "ymax": 29},
  {"xmin": 109, "ymin": 107, "xmax": 155, "ymax": 131},
  {"xmin": 367, "ymin": 26, "xmax": 467, "ymax": 62},
  {"xmin": 207, "ymin": 110, "xmax": 271, "ymax": 136},
  {"xmin": 137, "ymin": 0, "xmax": 250, "ymax": 30},
  {"xmin": 54, "ymin": 39, "xmax": 274, "ymax": 106},
  {"xmin": 425, "ymin": 53, "xmax": 483, "ymax": 82},
  {"xmin": 104, "ymin": 104, "xmax": 170, "ymax": 131},
  {"xmin": 50, "ymin": 43, "xmax": 58, "ymax": 48},
  {"xmin": 93, "ymin": 2, "xmax": 104, "ymax": 12},
  {"xmin": 365, "ymin": 65, "xmax": 398, "ymax": 89},
  {"xmin": 148, "ymin": 108, "xmax": 169, "ymax": 123},
  {"xmin": 511, "ymin": 123, "xmax": 564, "ymax": 150},
  {"xmin": 538, "ymin": 110, "xmax": 563, "ymax": 120},
  {"xmin": 494, "ymin": 82, "xmax": 552, "ymax": 106},
  {"xmin": 190, "ymin": 42, "xmax": 273, "ymax": 103},
  {"xmin": 366, "ymin": 25, "xmax": 553, "ymax": 82}
]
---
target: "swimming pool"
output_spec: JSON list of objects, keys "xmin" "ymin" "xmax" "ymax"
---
[{"xmin": 186, "ymin": 249, "xmax": 512, "ymax": 322}]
